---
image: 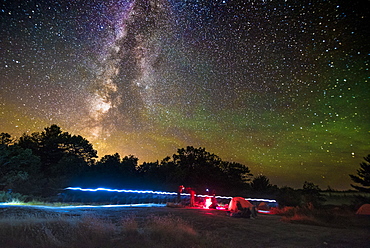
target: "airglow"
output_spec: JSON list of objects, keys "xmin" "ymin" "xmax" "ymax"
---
[{"xmin": 65, "ymin": 187, "xmax": 277, "ymax": 203}]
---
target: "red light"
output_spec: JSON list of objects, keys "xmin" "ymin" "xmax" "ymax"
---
[{"xmin": 204, "ymin": 197, "xmax": 212, "ymax": 209}]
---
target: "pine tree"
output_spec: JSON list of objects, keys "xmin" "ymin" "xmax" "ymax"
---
[{"xmin": 350, "ymin": 154, "xmax": 370, "ymax": 193}]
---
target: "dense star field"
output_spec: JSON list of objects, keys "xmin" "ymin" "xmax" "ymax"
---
[{"xmin": 1, "ymin": 0, "xmax": 369, "ymax": 189}]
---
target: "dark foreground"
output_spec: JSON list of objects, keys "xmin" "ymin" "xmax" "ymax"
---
[{"xmin": 0, "ymin": 204, "xmax": 369, "ymax": 248}]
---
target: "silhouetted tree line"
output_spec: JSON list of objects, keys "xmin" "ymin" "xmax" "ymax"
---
[
  {"xmin": 1, "ymin": 125, "xmax": 368, "ymax": 207},
  {"xmin": 0, "ymin": 125, "xmax": 256, "ymax": 197}
]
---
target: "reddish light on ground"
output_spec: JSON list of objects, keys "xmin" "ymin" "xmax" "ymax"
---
[{"xmin": 216, "ymin": 206, "xmax": 226, "ymax": 210}]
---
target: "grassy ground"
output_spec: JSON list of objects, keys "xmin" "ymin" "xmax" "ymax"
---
[{"xmin": 0, "ymin": 204, "xmax": 369, "ymax": 248}]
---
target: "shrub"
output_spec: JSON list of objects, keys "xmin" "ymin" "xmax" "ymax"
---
[
  {"xmin": 277, "ymin": 206, "xmax": 356, "ymax": 228},
  {"xmin": 0, "ymin": 191, "xmax": 27, "ymax": 203},
  {"xmin": 275, "ymin": 187, "xmax": 302, "ymax": 207}
]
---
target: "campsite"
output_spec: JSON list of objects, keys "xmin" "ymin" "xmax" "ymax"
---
[{"xmin": 1, "ymin": 200, "xmax": 369, "ymax": 248}]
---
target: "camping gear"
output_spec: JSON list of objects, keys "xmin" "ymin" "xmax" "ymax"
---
[
  {"xmin": 356, "ymin": 204, "xmax": 370, "ymax": 215},
  {"xmin": 228, "ymin": 197, "xmax": 254, "ymax": 212},
  {"xmin": 258, "ymin": 201, "xmax": 270, "ymax": 210}
]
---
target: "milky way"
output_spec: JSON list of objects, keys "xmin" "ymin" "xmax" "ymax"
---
[{"xmin": 1, "ymin": 0, "xmax": 369, "ymax": 189}]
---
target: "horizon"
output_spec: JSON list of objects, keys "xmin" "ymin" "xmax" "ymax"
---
[
  {"xmin": 3, "ymin": 124, "xmax": 367, "ymax": 191},
  {"xmin": 1, "ymin": 0, "xmax": 369, "ymax": 191}
]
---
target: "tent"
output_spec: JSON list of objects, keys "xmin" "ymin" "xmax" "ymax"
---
[
  {"xmin": 356, "ymin": 204, "xmax": 370, "ymax": 215},
  {"xmin": 258, "ymin": 201, "xmax": 270, "ymax": 210},
  {"xmin": 228, "ymin": 197, "xmax": 254, "ymax": 212}
]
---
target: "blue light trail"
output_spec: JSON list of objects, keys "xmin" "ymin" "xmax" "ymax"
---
[{"xmin": 65, "ymin": 187, "xmax": 277, "ymax": 203}]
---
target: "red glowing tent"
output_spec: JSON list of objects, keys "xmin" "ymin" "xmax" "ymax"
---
[
  {"xmin": 228, "ymin": 197, "xmax": 254, "ymax": 212},
  {"xmin": 356, "ymin": 204, "xmax": 370, "ymax": 215}
]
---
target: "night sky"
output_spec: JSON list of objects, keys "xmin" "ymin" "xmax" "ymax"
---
[{"xmin": 1, "ymin": 0, "xmax": 369, "ymax": 190}]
